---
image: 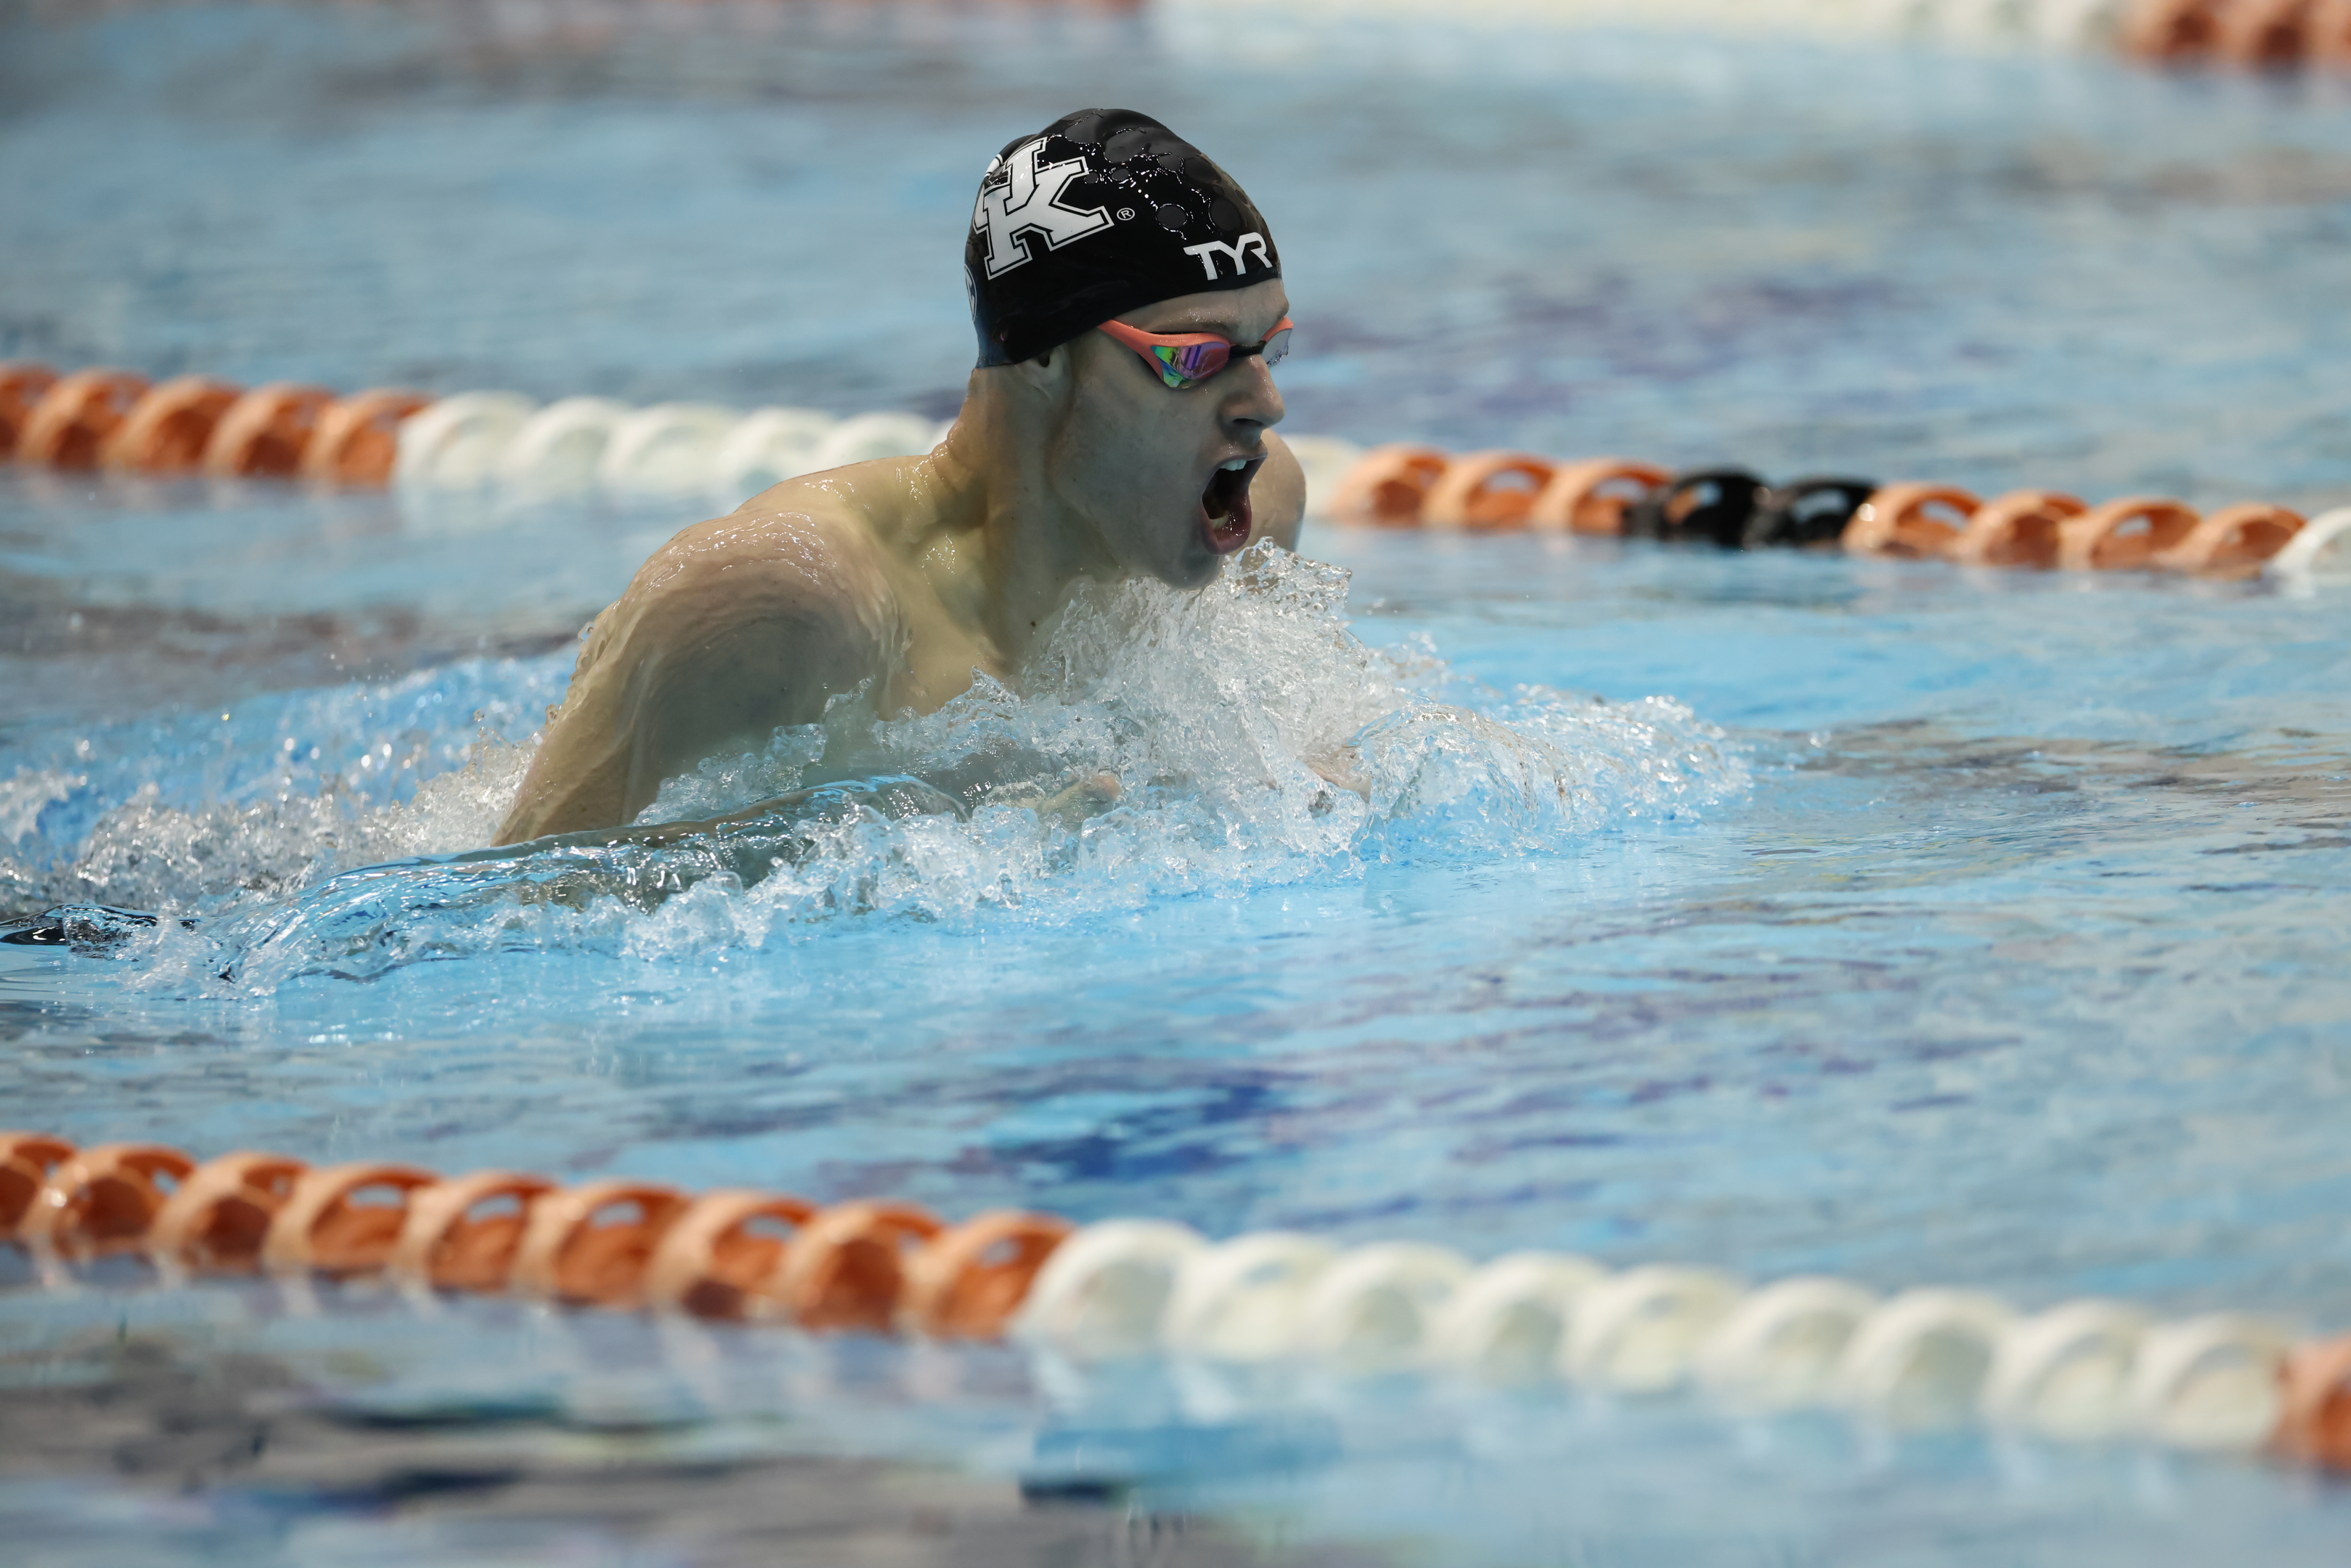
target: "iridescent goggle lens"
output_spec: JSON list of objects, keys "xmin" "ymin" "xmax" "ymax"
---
[
  {"xmin": 1101, "ymin": 318, "xmax": 1295, "ymax": 391},
  {"xmin": 1152, "ymin": 340, "xmax": 1229, "ymax": 388}
]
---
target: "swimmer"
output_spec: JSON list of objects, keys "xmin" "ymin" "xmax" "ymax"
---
[{"xmin": 495, "ymin": 109, "xmax": 1304, "ymax": 844}]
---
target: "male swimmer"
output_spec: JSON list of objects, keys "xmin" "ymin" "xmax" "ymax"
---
[{"xmin": 494, "ymin": 109, "xmax": 1303, "ymax": 844}]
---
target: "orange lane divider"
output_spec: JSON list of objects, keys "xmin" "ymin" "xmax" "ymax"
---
[
  {"xmin": 2055, "ymin": 496, "xmax": 2202, "ymax": 571},
  {"xmin": 902, "ymin": 1209, "xmax": 1075, "ymax": 1340},
  {"xmin": 390, "ymin": 1169, "xmax": 558, "ymax": 1293},
  {"xmin": 0, "ymin": 1132, "xmax": 73, "ymax": 1236},
  {"xmin": 0, "ymin": 1132, "xmax": 1059, "ymax": 1344},
  {"xmin": 1325, "ymin": 446, "xmax": 2317, "ymax": 579},
  {"xmin": 102, "ymin": 375, "xmax": 240, "ymax": 473},
  {"xmin": 1326, "ymin": 443, "xmax": 1451, "ymax": 526},
  {"xmin": 2122, "ymin": 0, "xmax": 2351, "ymax": 69},
  {"xmin": 511, "ymin": 1179, "xmax": 694, "ymax": 1309},
  {"xmin": 1422, "ymin": 451, "xmax": 1557, "ymax": 531},
  {"xmin": 1838, "ymin": 482, "xmax": 1981, "ymax": 559},
  {"xmin": 642, "ymin": 1188, "xmax": 815, "ymax": 1320},
  {"xmin": 2154, "ymin": 502, "xmax": 2307, "ymax": 575},
  {"xmin": 773, "ymin": 1199, "xmax": 945, "ymax": 1332},
  {"xmin": 0, "ymin": 360, "xmax": 431, "ymax": 484},
  {"xmin": 2278, "ymin": 1336, "xmax": 2351, "ymax": 1469},
  {"xmin": 310, "ymin": 388, "xmax": 435, "ymax": 483},
  {"xmin": 1533, "ymin": 457, "xmax": 1674, "ymax": 536},
  {"xmin": 264, "ymin": 1161, "xmax": 442, "ymax": 1278},
  {"xmin": 19, "ymin": 369, "xmax": 152, "ymax": 471},
  {"xmin": 1941, "ymin": 487, "xmax": 2060, "ymax": 568},
  {"xmin": 12, "ymin": 1129, "xmax": 2351, "ymax": 1471},
  {"xmin": 149, "ymin": 1151, "xmax": 308, "ymax": 1274},
  {"xmin": 204, "ymin": 383, "xmax": 334, "ymax": 480},
  {"xmin": 17, "ymin": 1142, "xmax": 196, "ymax": 1261},
  {"xmin": 0, "ymin": 363, "xmax": 62, "ymax": 458}
]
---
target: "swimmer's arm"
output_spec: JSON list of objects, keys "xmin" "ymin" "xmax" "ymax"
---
[
  {"xmin": 616, "ymin": 586, "xmax": 887, "ymax": 817},
  {"xmin": 1250, "ymin": 433, "xmax": 1308, "ymax": 552},
  {"xmin": 1305, "ymin": 745, "xmax": 1369, "ymax": 799},
  {"xmin": 494, "ymin": 516, "xmax": 895, "ymax": 844}
]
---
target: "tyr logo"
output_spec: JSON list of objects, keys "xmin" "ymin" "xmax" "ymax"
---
[
  {"xmin": 1180, "ymin": 231, "xmax": 1272, "ymax": 282},
  {"xmin": 972, "ymin": 139, "xmax": 1115, "ymax": 279}
]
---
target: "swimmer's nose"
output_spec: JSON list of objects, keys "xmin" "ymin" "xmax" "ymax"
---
[{"xmin": 1221, "ymin": 353, "xmax": 1285, "ymax": 433}]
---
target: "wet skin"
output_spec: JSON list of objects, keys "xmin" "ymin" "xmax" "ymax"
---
[{"xmin": 495, "ymin": 279, "xmax": 1301, "ymax": 844}]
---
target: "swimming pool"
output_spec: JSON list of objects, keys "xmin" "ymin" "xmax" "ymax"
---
[{"xmin": 6, "ymin": 3, "xmax": 2351, "ymax": 1563}]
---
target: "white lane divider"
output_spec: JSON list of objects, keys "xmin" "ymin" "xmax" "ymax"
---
[
  {"xmin": 710, "ymin": 407, "xmax": 840, "ymax": 501},
  {"xmin": 1430, "ymin": 1251, "xmax": 1608, "ymax": 1387},
  {"xmin": 11, "ymin": 1130, "xmax": 2336, "ymax": 1472},
  {"xmin": 1284, "ymin": 436, "xmax": 1369, "ymax": 518},
  {"xmin": 2268, "ymin": 506, "xmax": 2351, "ymax": 582},
  {"xmin": 817, "ymin": 411, "xmax": 943, "ymax": 470},
  {"xmin": 1292, "ymin": 1243, "xmax": 1472, "ymax": 1375},
  {"xmin": 394, "ymin": 391, "xmax": 538, "ymax": 489},
  {"xmin": 1012, "ymin": 1217, "xmax": 2310, "ymax": 1458},
  {"xmin": 599, "ymin": 403, "xmax": 743, "ymax": 497},
  {"xmin": 1011, "ymin": 1219, "xmax": 1206, "ymax": 1361},
  {"xmin": 1828, "ymin": 1287, "xmax": 2015, "ymax": 1429},
  {"xmin": 1191, "ymin": 0, "xmax": 2130, "ymax": 50},
  {"xmin": 1982, "ymin": 1298, "xmax": 2148, "ymax": 1441},
  {"xmin": 1694, "ymin": 1275, "xmax": 1878, "ymax": 1411},
  {"xmin": 1164, "ymin": 1231, "xmax": 1338, "ymax": 1363},
  {"xmin": 2128, "ymin": 1313, "xmax": 2294, "ymax": 1452},
  {"xmin": 495, "ymin": 396, "xmax": 631, "ymax": 493},
  {"xmin": 1566, "ymin": 1265, "xmax": 1745, "ymax": 1393},
  {"xmin": 394, "ymin": 392, "xmax": 955, "ymax": 505}
]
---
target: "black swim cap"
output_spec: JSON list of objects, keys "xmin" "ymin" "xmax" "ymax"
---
[{"xmin": 966, "ymin": 108, "xmax": 1282, "ymax": 369}]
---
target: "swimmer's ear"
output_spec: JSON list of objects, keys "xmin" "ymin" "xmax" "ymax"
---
[{"xmin": 1009, "ymin": 342, "xmax": 1072, "ymax": 397}]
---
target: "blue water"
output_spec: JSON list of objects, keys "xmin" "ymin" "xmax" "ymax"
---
[{"xmin": 5, "ymin": 4, "xmax": 2351, "ymax": 1564}]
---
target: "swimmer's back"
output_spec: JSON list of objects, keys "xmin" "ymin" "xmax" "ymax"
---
[{"xmin": 494, "ymin": 460, "xmax": 951, "ymax": 844}]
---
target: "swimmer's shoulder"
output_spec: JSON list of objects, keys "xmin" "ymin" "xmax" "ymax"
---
[
  {"xmin": 592, "ymin": 454, "xmax": 991, "ymax": 710},
  {"xmin": 508, "ymin": 480, "xmax": 907, "ymax": 845},
  {"xmin": 614, "ymin": 474, "xmax": 902, "ymax": 637},
  {"xmin": 738, "ymin": 452, "xmax": 986, "ymax": 624}
]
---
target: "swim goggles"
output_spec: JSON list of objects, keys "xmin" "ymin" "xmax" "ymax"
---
[{"xmin": 1097, "ymin": 316, "xmax": 1295, "ymax": 391}]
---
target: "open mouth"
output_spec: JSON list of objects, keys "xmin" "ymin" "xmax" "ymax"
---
[{"xmin": 1199, "ymin": 456, "xmax": 1264, "ymax": 554}]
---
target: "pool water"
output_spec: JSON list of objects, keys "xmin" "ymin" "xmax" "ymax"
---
[{"xmin": 5, "ymin": 4, "xmax": 2351, "ymax": 1564}]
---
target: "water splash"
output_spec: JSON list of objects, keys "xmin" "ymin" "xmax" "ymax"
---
[
  {"xmin": 7, "ymin": 547, "xmax": 1747, "ymax": 993},
  {"xmin": 1, "ymin": 768, "xmax": 86, "ymax": 854}
]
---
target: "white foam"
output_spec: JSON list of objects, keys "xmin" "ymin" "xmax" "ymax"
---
[
  {"xmin": 1, "ymin": 768, "xmax": 82, "ymax": 846},
  {"xmin": 8, "ymin": 734, "xmax": 538, "ymax": 919},
  {"xmin": 19, "ymin": 546, "xmax": 1744, "ymax": 991}
]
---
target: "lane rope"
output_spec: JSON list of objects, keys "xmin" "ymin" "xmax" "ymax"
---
[
  {"xmin": 0, "ymin": 360, "xmax": 948, "ymax": 501},
  {"xmin": 1296, "ymin": 438, "xmax": 2351, "ymax": 583},
  {"xmin": 2121, "ymin": 0, "xmax": 2351, "ymax": 68},
  {"xmin": 6, "ymin": 1129, "xmax": 2351, "ymax": 1471},
  {"xmin": 1177, "ymin": 0, "xmax": 2349, "ymax": 70},
  {"xmin": 4, "ymin": 361, "xmax": 2342, "ymax": 582}
]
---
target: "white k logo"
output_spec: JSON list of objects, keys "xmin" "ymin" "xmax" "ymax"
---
[{"xmin": 972, "ymin": 139, "xmax": 1115, "ymax": 280}]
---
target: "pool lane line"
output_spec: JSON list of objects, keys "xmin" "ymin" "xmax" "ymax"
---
[
  {"xmin": 7, "ymin": 1130, "xmax": 2351, "ymax": 1473},
  {"xmin": 1188, "ymin": 0, "xmax": 2351, "ymax": 73},
  {"xmin": 4, "ymin": 358, "xmax": 2342, "ymax": 580},
  {"xmin": 0, "ymin": 362, "xmax": 948, "ymax": 499},
  {"xmin": 2124, "ymin": 0, "xmax": 2351, "ymax": 69},
  {"xmin": 0, "ymin": 364, "xmax": 426, "ymax": 484},
  {"xmin": 1321, "ymin": 447, "xmax": 2339, "ymax": 579}
]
